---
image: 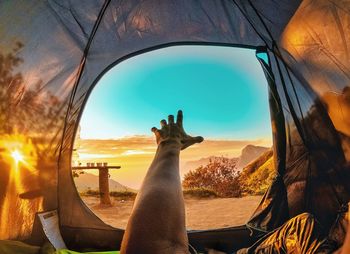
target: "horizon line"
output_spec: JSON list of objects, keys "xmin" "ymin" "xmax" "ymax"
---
[{"xmin": 78, "ymin": 135, "xmax": 272, "ymax": 143}]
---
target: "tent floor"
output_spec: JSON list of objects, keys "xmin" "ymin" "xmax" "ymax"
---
[{"xmin": 60, "ymin": 225, "xmax": 257, "ymax": 253}]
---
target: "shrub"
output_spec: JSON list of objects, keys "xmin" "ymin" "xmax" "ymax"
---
[
  {"xmin": 183, "ymin": 188, "xmax": 218, "ymax": 199},
  {"xmin": 110, "ymin": 191, "xmax": 137, "ymax": 200},
  {"xmin": 182, "ymin": 157, "xmax": 241, "ymax": 198},
  {"xmin": 80, "ymin": 190, "xmax": 137, "ymax": 200},
  {"xmin": 80, "ymin": 189, "xmax": 100, "ymax": 196},
  {"xmin": 239, "ymin": 150, "xmax": 275, "ymax": 195}
]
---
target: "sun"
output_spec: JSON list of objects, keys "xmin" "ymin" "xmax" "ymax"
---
[{"xmin": 11, "ymin": 150, "xmax": 24, "ymax": 164}]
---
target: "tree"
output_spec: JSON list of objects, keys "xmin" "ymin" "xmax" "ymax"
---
[
  {"xmin": 0, "ymin": 42, "xmax": 68, "ymax": 239},
  {"xmin": 182, "ymin": 157, "xmax": 241, "ymax": 197},
  {"xmin": 0, "ymin": 42, "xmax": 65, "ymax": 139}
]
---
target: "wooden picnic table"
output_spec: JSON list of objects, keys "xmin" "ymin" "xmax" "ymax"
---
[{"xmin": 72, "ymin": 163, "xmax": 121, "ymax": 205}]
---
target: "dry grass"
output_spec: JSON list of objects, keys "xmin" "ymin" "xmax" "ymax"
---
[{"xmin": 82, "ymin": 195, "xmax": 263, "ymax": 230}]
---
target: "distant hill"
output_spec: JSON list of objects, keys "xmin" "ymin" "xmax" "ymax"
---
[
  {"xmin": 183, "ymin": 156, "xmax": 239, "ymax": 173},
  {"xmin": 239, "ymin": 149, "xmax": 275, "ymax": 195},
  {"xmin": 74, "ymin": 172, "xmax": 135, "ymax": 192},
  {"xmin": 183, "ymin": 144, "xmax": 270, "ymax": 173},
  {"xmin": 236, "ymin": 145, "xmax": 270, "ymax": 170}
]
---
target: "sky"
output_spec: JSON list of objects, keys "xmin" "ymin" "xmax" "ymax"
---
[
  {"xmin": 79, "ymin": 46, "xmax": 271, "ymax": 141},
  {"xmin": 75, "ymin": 45, "xmax": 272, "ymax": 189}
]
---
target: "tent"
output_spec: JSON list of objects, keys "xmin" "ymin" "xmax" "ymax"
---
[{"xmin": 0, "ymin": 0, "xmax": 349, "ymax": 252}]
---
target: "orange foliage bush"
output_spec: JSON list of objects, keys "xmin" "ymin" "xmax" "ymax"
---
[{"xmin": 182, "ymin": 157, "xmax": 241, "ymax": 197}]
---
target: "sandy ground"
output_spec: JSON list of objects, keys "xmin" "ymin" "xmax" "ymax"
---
[{"xmin": 82, "ymin": 195, "xmax": 262, "ymax": 230}]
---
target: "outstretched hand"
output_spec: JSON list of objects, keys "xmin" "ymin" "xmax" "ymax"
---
[{"xmin": 151, "ymin": 110, "xmax": 204, "ymax": 150}]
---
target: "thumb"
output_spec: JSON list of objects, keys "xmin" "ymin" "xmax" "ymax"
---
[
  {"xmin": 193, "ymin": 136, "xmax": 204, "ymax": 143},
  {"xmin": 181, "ymin": 136, "xmax": 204, "ymax": 150}
]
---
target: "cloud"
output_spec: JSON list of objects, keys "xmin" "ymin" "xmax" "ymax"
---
[
  {"xmin": 72, "ymin": 135, "xmax": 272, "ymax": 189},
  {"xmin": 77, "ymin": 153, "xmax": 118, "ymax": 159},
  {"xmin": 75, "ymin": 135, "xmax": 271, "ymax": 161},
  {"xmin": 121, "ymin": 150, "xmax": 154, "ymax": 156}
]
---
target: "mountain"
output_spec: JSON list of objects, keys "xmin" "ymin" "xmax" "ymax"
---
[
  {"xmin": 74, "ymin": 172, "xmax": 134, "ymax": 192},
  {"xmin": 239, "ymin": 149, "xmax": 275, "ymax": 195},
  {"xmin": 183, "ymin": 156, "xmax": 239, "ymax": 173},
  {"xmin": 236, "ymin": 145, "xmax": 270, "ymax": 170},
  {"xmin": 182, "ymin": 144, "xmax": 269, "ymax": 173}
]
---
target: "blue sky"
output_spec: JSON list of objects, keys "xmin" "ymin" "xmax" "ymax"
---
[{"xmin": 79, "ymin": 45, "xmax": 271, "ymax": 141}]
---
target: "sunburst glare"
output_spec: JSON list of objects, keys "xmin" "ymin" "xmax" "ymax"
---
[{"xmin": 11, "ymin": 150, "xmax": 24, "ymax": 165}]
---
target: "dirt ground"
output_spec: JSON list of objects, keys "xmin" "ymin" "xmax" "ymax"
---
[{"xmin": 82, "ymin": 195, "xmax": 262, "ymax": 230}]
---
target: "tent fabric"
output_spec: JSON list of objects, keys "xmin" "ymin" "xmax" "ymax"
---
[
  {"xmin": 0, "ymin": 0, "xmax": 349, "ymax": 251},
  {"xmin": 237, "ymin": 213, "xmax": 332, "ymax": 254}
]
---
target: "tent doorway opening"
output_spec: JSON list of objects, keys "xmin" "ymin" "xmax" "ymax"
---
[{"xmin": 71, "ymin": 45, "xmax": 274, "ymax": 230}]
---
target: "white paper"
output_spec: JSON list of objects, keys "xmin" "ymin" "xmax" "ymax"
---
[{"xmin": 38, "ymin": 210, "xmax": 67, "ymax": 250}]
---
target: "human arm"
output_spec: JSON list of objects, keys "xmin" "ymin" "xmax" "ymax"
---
[{"xmin": 120, "ymin": 110, "xmax": 203, "ymax": 254}]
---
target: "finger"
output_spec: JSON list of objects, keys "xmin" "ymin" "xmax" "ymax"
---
[
  {"xmin": 151, "ymin": 127, "xmax": 162, "ymax": 145},
  {"xmin": 176, "ymin": 110, "xmax": 183, "ymax": 126},
  {"xmin": 160, "ymin": 119, "xmax": 167, "ymax": 128},
  {"xmin": 168, "ymin": 114, "xmax": 174, "ymax": 124},
  {"xmin": 151, "ymin": 127, "xmax": 158, "ymax": 133}
]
